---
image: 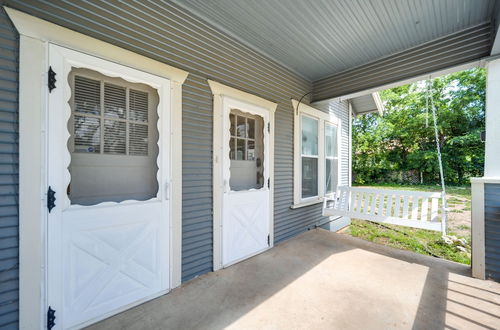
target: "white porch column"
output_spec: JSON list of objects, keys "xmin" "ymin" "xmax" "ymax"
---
[
  {"xmin": 471, "ymin": 58, "xmax": 500, "ymax": 280},
  {"xmin": 484, "ymin": 58, "xmax": 500, "ymax": 177}
]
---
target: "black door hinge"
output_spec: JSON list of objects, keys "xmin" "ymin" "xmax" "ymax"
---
[
  {"xmin": 267, "ymin": 122, "xmax": 270, "ymax": 133},
  {"xmin": 47, "ymin": 186, "xmax": 56, "ymax": 213},
  {"xmin": 47, "ymin": 306, "xmax": 56, "ymax": 330},
  {"xmin": 267, "ymin": 178, "xmax": 270, "ymax": 188},
  {"xmin": 48, "ymin": 66, "xmax": 56, "ymax": 92},
  {"xmin": 267, "ymin": 234, "xmax": 270, "ymax": 246}
]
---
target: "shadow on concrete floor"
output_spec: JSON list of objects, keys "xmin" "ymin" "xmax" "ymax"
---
[{"xmin": 88, "ymin": 229, "xmax": 500, "ymax": 330}]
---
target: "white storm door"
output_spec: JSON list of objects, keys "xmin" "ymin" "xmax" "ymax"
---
[
  {"xmin": 47, "ymin": 44, "xmax": 171, "ymax": 329},
  {"xmin": 222, "ymin": 98, "xmax": 271, "ymax": 267}
]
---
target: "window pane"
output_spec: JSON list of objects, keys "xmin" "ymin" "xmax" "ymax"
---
[
  {"xmin": 247, "ymin": 118, "xmax": 255, "ymax": 139},
  {"xmin": 129, "ymin": 123, "xmax": 148, "ymax": 156},
  {"xmin": 236, "ymin": 138, "xmax": 245, "ymax": 160},
  {"xmin": 129, "ymin": 89, "xmax": 148, "ymax": 123},
  {"xmin": 237, "ymin": 116, "xmax": 247, "ymax": 137},
  {"xmin": 302, "ymin": 157, "xmax": 318, "ymax": 198},
  {"xmin": 247, "ymin": 140, "xmax": 255, "ymax": 160},
  {"xmin": 230, "ymin": 137, "xmax": 236, "ymax": 160},
  {"xmin": 326, "ymin": 158, "xmax": 338, "ymax": 194},
  {"xmin": 74, "ymin": 115, "xmax": 100, "ymax": 153},
  {"xmin": 325, "ymin": 123, "xmax": 338, "ymax": 158},
  {"xmin": 104, "ymin": 120, "xmax": 126, "ymax": 154},
  {"xmin": 301, "ymin": 116, "xmax": 318, "ymax": 156},
  {"xmin": 74, "ymin": 76, "xmax": 100, "ymax": 115},
  {"xmin": 230, "ymin": 114, "xmax": 235, "ymax": 136},
  {"xmin": 104, "ymin": 83, "xmax": 126, "ymax": 119}
]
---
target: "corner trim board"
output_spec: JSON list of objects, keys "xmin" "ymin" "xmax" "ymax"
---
[{"xmin": 471, "ymin": 178, "xmax": 486, "ymax": 279}]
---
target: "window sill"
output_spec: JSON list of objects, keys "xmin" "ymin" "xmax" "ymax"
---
[{"xmin": 290, "ymin": 198, "xmax": 324, "ymax": 209}]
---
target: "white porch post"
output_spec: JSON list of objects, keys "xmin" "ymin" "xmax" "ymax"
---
[
  {"xmin": 484, "ymin": 59, "xmax": 500, "ymax": 178},
  {"xmin": 471, "ymin": 58, "xmax": 500, "ymax": 279}
]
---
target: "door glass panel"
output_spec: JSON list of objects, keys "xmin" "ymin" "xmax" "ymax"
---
[
  {"xmin": 247, "ymin": 140, "xmax": 255, "ymax": 161},
  {"xmin": 229, "ymin": 110, "xmax": 264, "ymax": 191},
  {"xmin": 247, "ymin": 118, "xmax": 255, "ymax": 139},
  {"xmin": 104, "ymin": 83, "xmax": 126, "ymax": 119},
  {"xmin": 229, "ymin": 137, "xmax": 236, "ymax": 159},
  {"xmin": 74, "ymin": 115, "xmax": 100, "ymax": 153},
  {"xmin": 230, "ymin": 113, "xmax": 235, "ymax": 136},
  {"xmin": 104, "ymin": 119, "xmax": 126, "ymax": 154},
  {"xmin": 302, "ymin": 157, "xmax": 318, "ymax": 198},
  {"xmin": 236, "ymin": 138, "xmax": 245, "ymax": 160},
  {"xmin": 129, "ymin": 123, "xmax": 149, "ymax": 156},
  {"xmin": 237, "ymin": 116, "xmax": 247, "ymax": 137},
  {"xmin": 301, "ymin": 115, "xmax": 318, "ymax": 156},
  {"xmin": 129, "ymin": 89, "xmax": 149, "ymax": 122},
  {"xmin": 68, "ymin": 68, "xmax": 159, "ymax": 205},
  {"xmin": 74, "ymin": 76, "xmax": 101, "ymax": 115}
]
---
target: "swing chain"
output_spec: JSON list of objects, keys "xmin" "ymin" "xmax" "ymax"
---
[{"xmin": 426, "ymin": 79, "xmax": 448, "ymax": 235}]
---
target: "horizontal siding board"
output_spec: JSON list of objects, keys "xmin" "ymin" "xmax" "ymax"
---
[
  {"xmin": 0, "ymin": 7, "xmax": 18, "ymax": 329},
  {"xmin": 485, "ymin": 184, "xmax": 500, "ymax": 282}
]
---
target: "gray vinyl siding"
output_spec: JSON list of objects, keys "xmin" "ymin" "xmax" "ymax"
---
[
  {"xmin": 312, "ymin": 23, "xmax": 492, "ymax": 101},
  {"xmin": 2, "ymin": 0, "xmax": 351, "ymax": 293},
  {"xmin": 485, "ymin": 183, "xmax": 500, "ymax": 282},
  {"xmin": 0, "ymin": 7, "xmax": 18, "ymax": 329}
]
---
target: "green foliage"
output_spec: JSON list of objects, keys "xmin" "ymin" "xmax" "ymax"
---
[
  {"xmin": 346, "ymin": 219, "xmax": 471, "ymax": 265},
  {"xmin": 353, "ymin": 68, "xmax": 485, "ymax": 185}
]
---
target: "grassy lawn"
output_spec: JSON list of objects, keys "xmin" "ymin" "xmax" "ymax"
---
[{"xmin": 344, "ymin": 183, "xmax": 471, "ymax": 265}]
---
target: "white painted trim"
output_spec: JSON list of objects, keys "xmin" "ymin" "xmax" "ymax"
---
[
  {"xmin": 209, "ymin": 80, "xmax": 276, "ymax": 271},
  {"xmin": 348, "ymin": 103, "xmax": 353, "ymax": 187},
  {"xmin": 471, "ymin": 179, "xmax": 485, "ymax": 279},
  {"xmin": 18, "ymin": 35, "xmax": 47, "ymax": 330},
  {"xmin": 291, "ymin": 99, "xmax": 341, "ymax": 207},
  {"xmin": 470, "ymin": 177, "xmax": 500, "ymax": 184},
  {"xmin": 371, "ymin": 92, "xmax": 385, "ymax": 115},
  {"xmin": 484, "ymin": 59, "xmax": 500, "ymax": 177},
  {"xmin": 6, "ymin": 8, "xmax": 188, "ymax": 329},
  {"xmin": 289, "ymin": 199, "xmax": 323, "ymax": 209},
  {"xmin": 207, "ymin": 80, "xmax": 277, "ymax": 112}
]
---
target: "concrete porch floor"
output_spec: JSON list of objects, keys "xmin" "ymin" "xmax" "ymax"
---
[{"xmin": 89, "ymin": 229, "xmax": 500, "ymax": 330}]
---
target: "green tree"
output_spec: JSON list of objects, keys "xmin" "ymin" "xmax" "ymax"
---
[{"xmin": 352, "ymin": 68, "xmax": 485, "ymax": 185}]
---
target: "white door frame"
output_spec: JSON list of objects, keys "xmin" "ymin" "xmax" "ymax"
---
[
  {"xmin": 208, "ymin": 80, "xmax": 277, "ymax": 271},
  {"xmin": 5, "ymin": 7, "xmax": 189, "ymax": 329}
]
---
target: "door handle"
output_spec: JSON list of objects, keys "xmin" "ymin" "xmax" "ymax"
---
[{"xmin": 223, "ymin": 180, "xmax": 229, "ymax": 193}]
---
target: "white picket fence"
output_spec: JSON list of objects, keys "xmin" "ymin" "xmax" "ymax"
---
[{"xmin": 323, "ymin": 186, "xmax": 447, "ymax": 233}]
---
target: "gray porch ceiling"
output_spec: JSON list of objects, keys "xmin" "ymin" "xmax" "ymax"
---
[{"xmin": 173, "ymin": 0, "xmax": 497, "ymax": 81}]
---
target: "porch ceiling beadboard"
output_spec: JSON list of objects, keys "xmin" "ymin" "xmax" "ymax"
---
[
  {"xmin": 0, "ymin": 7, "xmax": 18, "ymax": 329},
  {"xmin": 1, "ymin": 0, "xmax": 351, "ymax": 293},
  {"xmin": 173, "ymin": 0, "xmax": 496, "ymax": 81},
  {"xmin": 312, "ymin": 23, "xmax": 493, "ymax": 101}
]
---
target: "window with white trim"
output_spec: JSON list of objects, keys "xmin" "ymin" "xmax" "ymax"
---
[{"xmin": 292, "ymin": 100, "xmax": 341, "ymax": 207}]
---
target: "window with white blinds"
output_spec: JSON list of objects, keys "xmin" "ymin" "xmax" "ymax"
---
[{"xmin": 73, "ymin": 75, "xmax": 150, "ymax": 156}]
